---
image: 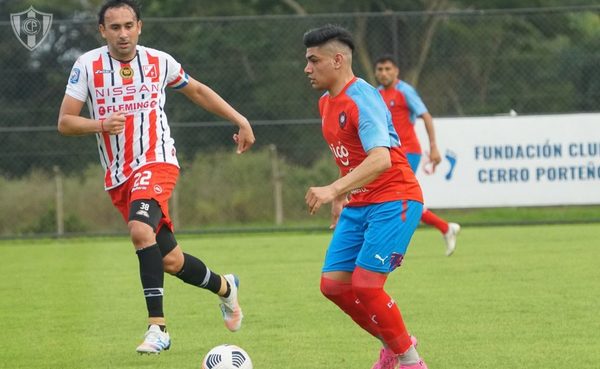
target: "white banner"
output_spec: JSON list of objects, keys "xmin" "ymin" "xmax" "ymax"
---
[{"xmin": 413, "ymin": 113, "xmax": 600, "ymax": 208}]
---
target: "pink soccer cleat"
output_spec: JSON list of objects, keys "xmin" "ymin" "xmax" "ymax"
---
[
  {"xmin": 371, "ymin": 347, "xmax": 397, "ymax": 369},
  {"xmin": 371, "ymin": 336, "xmax": 419, "ymax": 369},
  {"xmin": 399, "ymin": 359, "xmax": 428, "ymax": 369}
]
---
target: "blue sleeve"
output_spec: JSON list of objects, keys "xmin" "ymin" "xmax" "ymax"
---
[
  {"xmin": 397, "ymin": 82, "xmax": 428, "ymax": 123},
  {"xmin": 348, "ymin": 83, "xmax": 393, "ymax": 153}
]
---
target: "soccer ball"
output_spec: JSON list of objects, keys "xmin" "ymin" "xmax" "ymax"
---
[{"xmin": 201, "ymin": 344, "xmax": 253, "ymax": 369}]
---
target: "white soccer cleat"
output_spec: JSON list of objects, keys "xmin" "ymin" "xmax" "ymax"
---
[
  {"xmin": 219, "ymin": 274, "xmax": 244, "ymax": 332},
  {"xmin": 443, "ymin": 223, "xmax": 461, "ymax": 256},
  {"xmin": 136, "ymin": 324, "xmax": 171, "ymax": 354}
]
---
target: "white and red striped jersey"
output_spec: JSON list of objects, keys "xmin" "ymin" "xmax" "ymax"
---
[{"xmin": 65, "ymin": 45, "xmax": 189, "ymax": 190}]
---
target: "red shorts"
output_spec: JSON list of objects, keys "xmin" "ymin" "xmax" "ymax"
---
[{"xmin": 108, "ymin": 163, "xmax": 179, "ymax": 232}]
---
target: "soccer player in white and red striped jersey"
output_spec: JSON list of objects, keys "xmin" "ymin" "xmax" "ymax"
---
[{"xmin": 58, "ymin": 0, "xmax": 253, "ymax": 354}]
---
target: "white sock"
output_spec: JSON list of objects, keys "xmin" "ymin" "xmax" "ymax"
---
[{"xmin": 398, "ymin": 345, "xmax": 420, "ymax": 365}]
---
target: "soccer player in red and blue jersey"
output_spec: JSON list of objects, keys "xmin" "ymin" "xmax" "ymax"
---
[
  {"xmin": 58, "ymin": 0, "xmax": 252, "ymax": 354},
  {"xmin": 303, "ymin": 25, "xmax": 429, "ymax": 369},
  {"xmin": 375, "ymin": 55, "xmax": 460, "ymax": 256}
]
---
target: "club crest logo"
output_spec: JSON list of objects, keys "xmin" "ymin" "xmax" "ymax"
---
[
  {"xmin": 120, "ymin": 66, "xmax": 134, "ymax": 79},
  {"xmin": 338, "ymin": 111, "xmax": 347, "ymax": 129},
  {"xmin": 389, "ymin": 252, "xmax": 404, "ymax": 272},
  {"xmin": 10, "ymin": 6, "xmax": 53, "ymax": 51},
  {"xmin": 143, "ymin": 64, "xmax": 157, "ymax": 78}
]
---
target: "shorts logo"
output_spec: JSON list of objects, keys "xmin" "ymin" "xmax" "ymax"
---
[
  {"xmin": 120, "ymin": 66, "xmax": 134, "ymax": 79},
  {"xmin": 338, "ymin": 111, "xmax": 347, "ymax": 129},
  {"xmin": 136, "ymin": 209, "xmax": 150, "ymax": 218},
  {"xmin": 389, "ymin": 252, "xmax": 404, "ymax": 272},
  {"xmin": 69, "ymin": 68, "xmax": 80, "ymax": 84},
  {"xmin": 153, "ymin": 184, "xmax": 163, "ymax": 194},
  {"xmin": 374, "ymin": 254, "xmax": 388, "ymax": 265},
  {"xmin": 389, "ymin": 100, "xmax": 395, "ymax": 107}
]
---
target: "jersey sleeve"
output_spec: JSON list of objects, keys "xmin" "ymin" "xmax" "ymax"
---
[
  {"xmin": 401, "ymin": 83, "xmax": 428, "ymax": 117},
  {"xmin": 353, "ymin": 89, "xmax": 392, "ymax": 153},
  {"xmin": 65, "ymin": 58, "xmax": 87, "ymax": 102},
  {"xmin": 165, "ymin": 54, "xmax": 189, "ymax": 90}
]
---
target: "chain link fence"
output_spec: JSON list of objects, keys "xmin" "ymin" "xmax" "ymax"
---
[{"xmin": 1, "ymin": 7, "xmax": 599, "ymax": 237}]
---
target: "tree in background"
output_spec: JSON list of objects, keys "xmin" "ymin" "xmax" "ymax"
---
[{"xmin": 0, "ymin": 0, "xmax": 598, "ymax": 176}]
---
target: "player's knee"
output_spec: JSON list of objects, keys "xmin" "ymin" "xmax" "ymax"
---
[
  {"xmin": 127, "ymin": 199, "xmax": 163, "ymax": 248},
  {"xmin": 352, "ymin": 284, "xmax": 380, "ymax": 303},
  {"xmin": 128, "ymin": 220, "xmax": 155, "ymax": 248},
  {"xmin": 162, "ymin": 248, "xmax": 184, "ymax": 274},
  {"xmin": 351, "ymin": 266, "xmax": 387, "ymax": 302},
  {"xmin": 320, "ymin": 276, "xmax": 350, "ymax": 301},
  {"xmin": 320, "ymin": 276, "xmax": 338, "ymax": 299}
]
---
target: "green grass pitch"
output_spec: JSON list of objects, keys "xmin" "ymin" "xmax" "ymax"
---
[{"xmin": 1, "ymin": 223, "xmax": 599, "ymax": 369}]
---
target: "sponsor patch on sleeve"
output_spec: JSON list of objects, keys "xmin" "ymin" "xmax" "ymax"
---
[{"xmin": 69, "ymin": 67, "xmax": 80, "ymax": 84}]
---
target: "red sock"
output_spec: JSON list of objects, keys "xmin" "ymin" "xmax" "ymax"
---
[
  {"xmin": 320, "ymin": 276, "xmax": 381, "ymax": 339},
  {"xmin": 421, "ymin": 208, "xmax": 449, "ymax": 234},
  {"xmin": 352, "ymin": 267, "xmax": 412, "ymax": 355}
]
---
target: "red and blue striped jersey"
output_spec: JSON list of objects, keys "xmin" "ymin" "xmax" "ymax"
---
[
  {"xmin": 378, "ymin": 79, "xmax": 428, "ymax": 155},
  {"xmin": 319, "ymin": 77, "xmax": 423, "ymax": 206}
]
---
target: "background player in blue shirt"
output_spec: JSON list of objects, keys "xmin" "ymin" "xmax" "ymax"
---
[{"xmin": 375, "ymin": 55, "xmax": 461, "ymax": 256}]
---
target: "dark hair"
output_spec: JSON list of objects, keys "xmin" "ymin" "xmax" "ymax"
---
[
  {"xmin": 98, "ymin": 0, "xmax": 141, "ymax": 25},
  {"xmin": 303, "ymin": 24, "xmax": 355, "ymax": 51},
  {"xmin": 375, "ymin": 54, "xmax": 397, "ymax": 66}
]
